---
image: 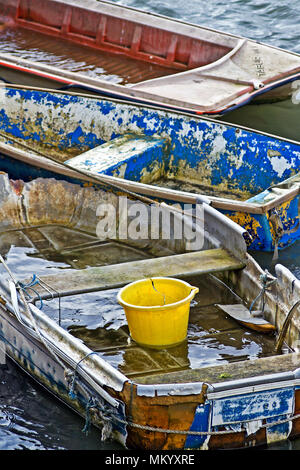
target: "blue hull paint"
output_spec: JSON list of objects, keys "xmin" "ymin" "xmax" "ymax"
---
[
  {"xmin": 185, "ymin": 387, "xmax": 295, "ymax": 449},
  {"xmin": 1, "ymin": 86, "xmax": 300, "ymax": 251}
]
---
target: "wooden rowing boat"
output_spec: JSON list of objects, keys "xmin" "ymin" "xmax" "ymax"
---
[
  {"xmin": 0, "ymin": 171, "xmax": 299, "ymax": 450},
  {"xmin": 0, "ymin": 0, "xmax": 300, "ymax": 116},
  {"xmin": 0, "ymin": 84, "xmax": 300, "ymax": 252}
]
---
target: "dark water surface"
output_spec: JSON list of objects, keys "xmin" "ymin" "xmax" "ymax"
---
[{"xmin": 1, "ymin": 0, "xmax": 300, "ymax": 453}]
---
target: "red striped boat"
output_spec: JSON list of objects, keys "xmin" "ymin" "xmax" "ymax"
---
[{"xmin": 0, "ymin": 0, "xmax": 300, "ymax": 115}]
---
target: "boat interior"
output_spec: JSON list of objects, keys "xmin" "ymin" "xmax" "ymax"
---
[
  {"xmin": 0, "ymin": 124, "xmax": 298, "ymax": 213},
  {"xmin": 0, "ymin": 21, "xmax": 178, "ymax": 86},
  {"xmin": 0, "ymin": 85, "xmax": 299, "ymax": 208},
  {"xmin": 65, "ymin": 132, "xmax": 300, "ymax": 205},
  {"xmin": 0, "ymin": 173, "xmax": 298, "ymax": 387},
  {"xmin": 1, "ymin": 0, "xmax": 236, "ymax": 76}
]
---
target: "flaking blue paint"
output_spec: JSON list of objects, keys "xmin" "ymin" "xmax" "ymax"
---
[
  {"xmin": 265, "ymin": 414, "xmax": 292, "ymax": 441},
  {"xmin": 185, "ymin": 388, "xmax": 295, "ymax": 448},
  {"xmin": 212, "ymin": 388, "xmax": 294, "ymax": 426},
  {"xmin": 184, "ymin": 401, "xmax": 211, "ymax": 449},
  {"xmin": 2, "ymin": 87, "xmax": 300, "ymax": 251}
]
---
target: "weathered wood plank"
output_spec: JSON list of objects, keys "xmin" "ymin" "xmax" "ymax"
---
[
  {"xmin": 32, "ymin": 248, "xmax": 245, "ymax": 297},
  {"xmin": 136, "ymin": 352, "xmax": 300, "ymax": 385}
]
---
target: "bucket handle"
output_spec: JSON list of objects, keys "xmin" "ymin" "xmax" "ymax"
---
[
  {"xmin": 189, "ymin": 286, "xmax": 199, "ymax": 298},
  {"xmin": 149, "ymin": 279, "xmax": 198, "ymax": 304},
  {"xmin": 150, "ymin": 278, "xmax": 166, "ymax": 305}
]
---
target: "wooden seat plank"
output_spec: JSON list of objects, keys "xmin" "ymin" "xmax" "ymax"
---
[{"xmin": 29, "ymin": 248, "xmax": 245, "ymax": 298}]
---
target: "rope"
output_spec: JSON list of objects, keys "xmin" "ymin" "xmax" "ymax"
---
[
  {"xmin": 275, "ymin": 299, "xmax": 300, "ymax": 353},
  {"xmin": 17, "ymin": 274, "xmax": 44, "ymax": 309},
  {"xmin": 0, "ymin": 255, "xmax": 106, "ymax": 402},
  {"xmin": 82, "ymin": 397, "xmax": 98, "ymax": 435},
  {"xmin": 96, "ymin": 407, "xmax": 300, "ymax": 437},
  {"xmin": 209, "ymin": 274, "xmax": 243, "ymax": 303},
  {"xmin": 68, "ymin": 351, "xmax": 101, "ymax": 400},
  {"xmin": 0, "ymin": 253, "xmax": 67, "ymax": 371},
  {"xmin": 32, "ymin": 277, "xmax": 62, "ymax": 325}
]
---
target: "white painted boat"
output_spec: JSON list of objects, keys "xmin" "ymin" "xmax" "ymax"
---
[{"xmin": 0, "ymin": 172, "xmax": 299, "ymax": 450}]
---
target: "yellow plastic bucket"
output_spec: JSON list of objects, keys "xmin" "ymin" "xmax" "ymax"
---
[{"xmin": 117, "ymin": 277, "xmax": 199, "ymax": 348}]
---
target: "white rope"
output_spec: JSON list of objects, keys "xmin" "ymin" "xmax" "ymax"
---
[{"xmin": 107, "ymin": 411, "xmax": 300, "ymax": 436}]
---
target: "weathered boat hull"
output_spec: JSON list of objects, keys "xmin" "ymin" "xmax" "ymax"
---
[
  {"xmin": 0, "ymin": 174, "xmax": 300, "ymax": 450},
  {"xmin": 2, "ymin": 311, "xmax": 300, "ymax": 450},
  {"xmin": 0, "ymin": 85, "xmax": 300, "ymax": 252},
  {"xmin": 0, "ymin": 0, "xmax": 300, "ymax": 115}
]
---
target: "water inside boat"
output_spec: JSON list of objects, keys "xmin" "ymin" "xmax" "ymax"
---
[
  {"xmin": 0, "ymin": 26, "xmax": 177, "ymax": 85},
  {"xmin": 0, "ymin": 223, "xmax": 285, "ymax": 381}
]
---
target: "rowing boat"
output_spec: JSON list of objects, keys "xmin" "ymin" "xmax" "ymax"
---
[
  {"xmin": 0, "ymin": 171, "xmax": 299, "ymax": 450},
  {"xmin": 0, "ymin": 0, "xmax": 300, "ymax": 116},
  {"xmin": 0, "ymin": 84, "xmax": 300, "ymax": 252}
]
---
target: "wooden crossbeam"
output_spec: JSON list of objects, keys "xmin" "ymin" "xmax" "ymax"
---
[{"xmin": 30, "ymin": 248, "xmax": 245, "ymax": 299}]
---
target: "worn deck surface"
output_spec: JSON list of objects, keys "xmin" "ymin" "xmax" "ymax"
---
[{"xmin": 136, "ymin": 351, "xmax": 300, "ymax": 385}]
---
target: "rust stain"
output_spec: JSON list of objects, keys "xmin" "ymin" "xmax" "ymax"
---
[
  {"xmin": 208, "ymin": 426, "xmax": 266, "ymax": 450},
  {"xmin": 10, "ymin": 179, "xmax": 24, "ymax": 196},
  {"xmin": 114, "ymin": 381, "xmax": 206, "ymax": 450}
]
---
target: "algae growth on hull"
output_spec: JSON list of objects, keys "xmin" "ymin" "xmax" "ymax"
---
[{"xmin": 152, "ymin": 177, "xmax": 254, "ymax": 201}]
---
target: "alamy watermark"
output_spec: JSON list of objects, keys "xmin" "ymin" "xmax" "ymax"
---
[{"xmin": 96, "ymin": 196, "xmax": 205, "ymax": 251}]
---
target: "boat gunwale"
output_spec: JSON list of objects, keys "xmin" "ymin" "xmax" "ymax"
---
[
  {"xmin": 1, "ymin": 82, "xmax": 299, "ymax": 145},
  {"xmin": 1, "ymin": 55, "xmax": 300, "ymax": 115},
  {"xmin": 0, "ymin": 278, "xmax": 129, "ymax": 393},
  {"xmin": 0, "ymin": 137, "xmax": 287, "ymax": 215}
]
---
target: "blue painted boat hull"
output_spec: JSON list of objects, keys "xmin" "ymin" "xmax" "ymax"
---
[{"xmin": 0, "ymin": 85, "xmax": 300, "ymax": 251}]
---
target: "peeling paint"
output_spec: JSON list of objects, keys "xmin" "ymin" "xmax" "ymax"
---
[
  {"xmin": 269, "ymin": 155, "xmax": 295, "ymax": 178},
  {"xmin": 2, "ymin": 87, "xmax": 300, "ymax": 251},
  {"xmin": 224, "ymin": 211, "xmax": 262, "ymax": 247}
]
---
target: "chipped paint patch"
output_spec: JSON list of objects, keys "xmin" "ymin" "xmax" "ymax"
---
[
  {"xmin": 212, "ymin": 388, "xmax": 294, "ymax": 432},
  {"xmin": 225, "ymin": 211, "xmax": 262, "ymax": 245},
  {"xmin": 266, "ymin": 417, "xmax": 293, "ymax": 444},
  {"xmin": 211, "ymin": 134, "xmax": 227, "ymax": 158},
  {"xmin": 269, "ymin": 154, "xmax": 295, "ymax": 178}
]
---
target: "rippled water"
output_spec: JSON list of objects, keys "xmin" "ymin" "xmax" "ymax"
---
[
  {"xmin": 1, "ymin": 0, "xmax": 300, "ymax": 452},
  {"xmin": 118, "ymin": 0, "xmax": 300, "ymax": 54}
]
